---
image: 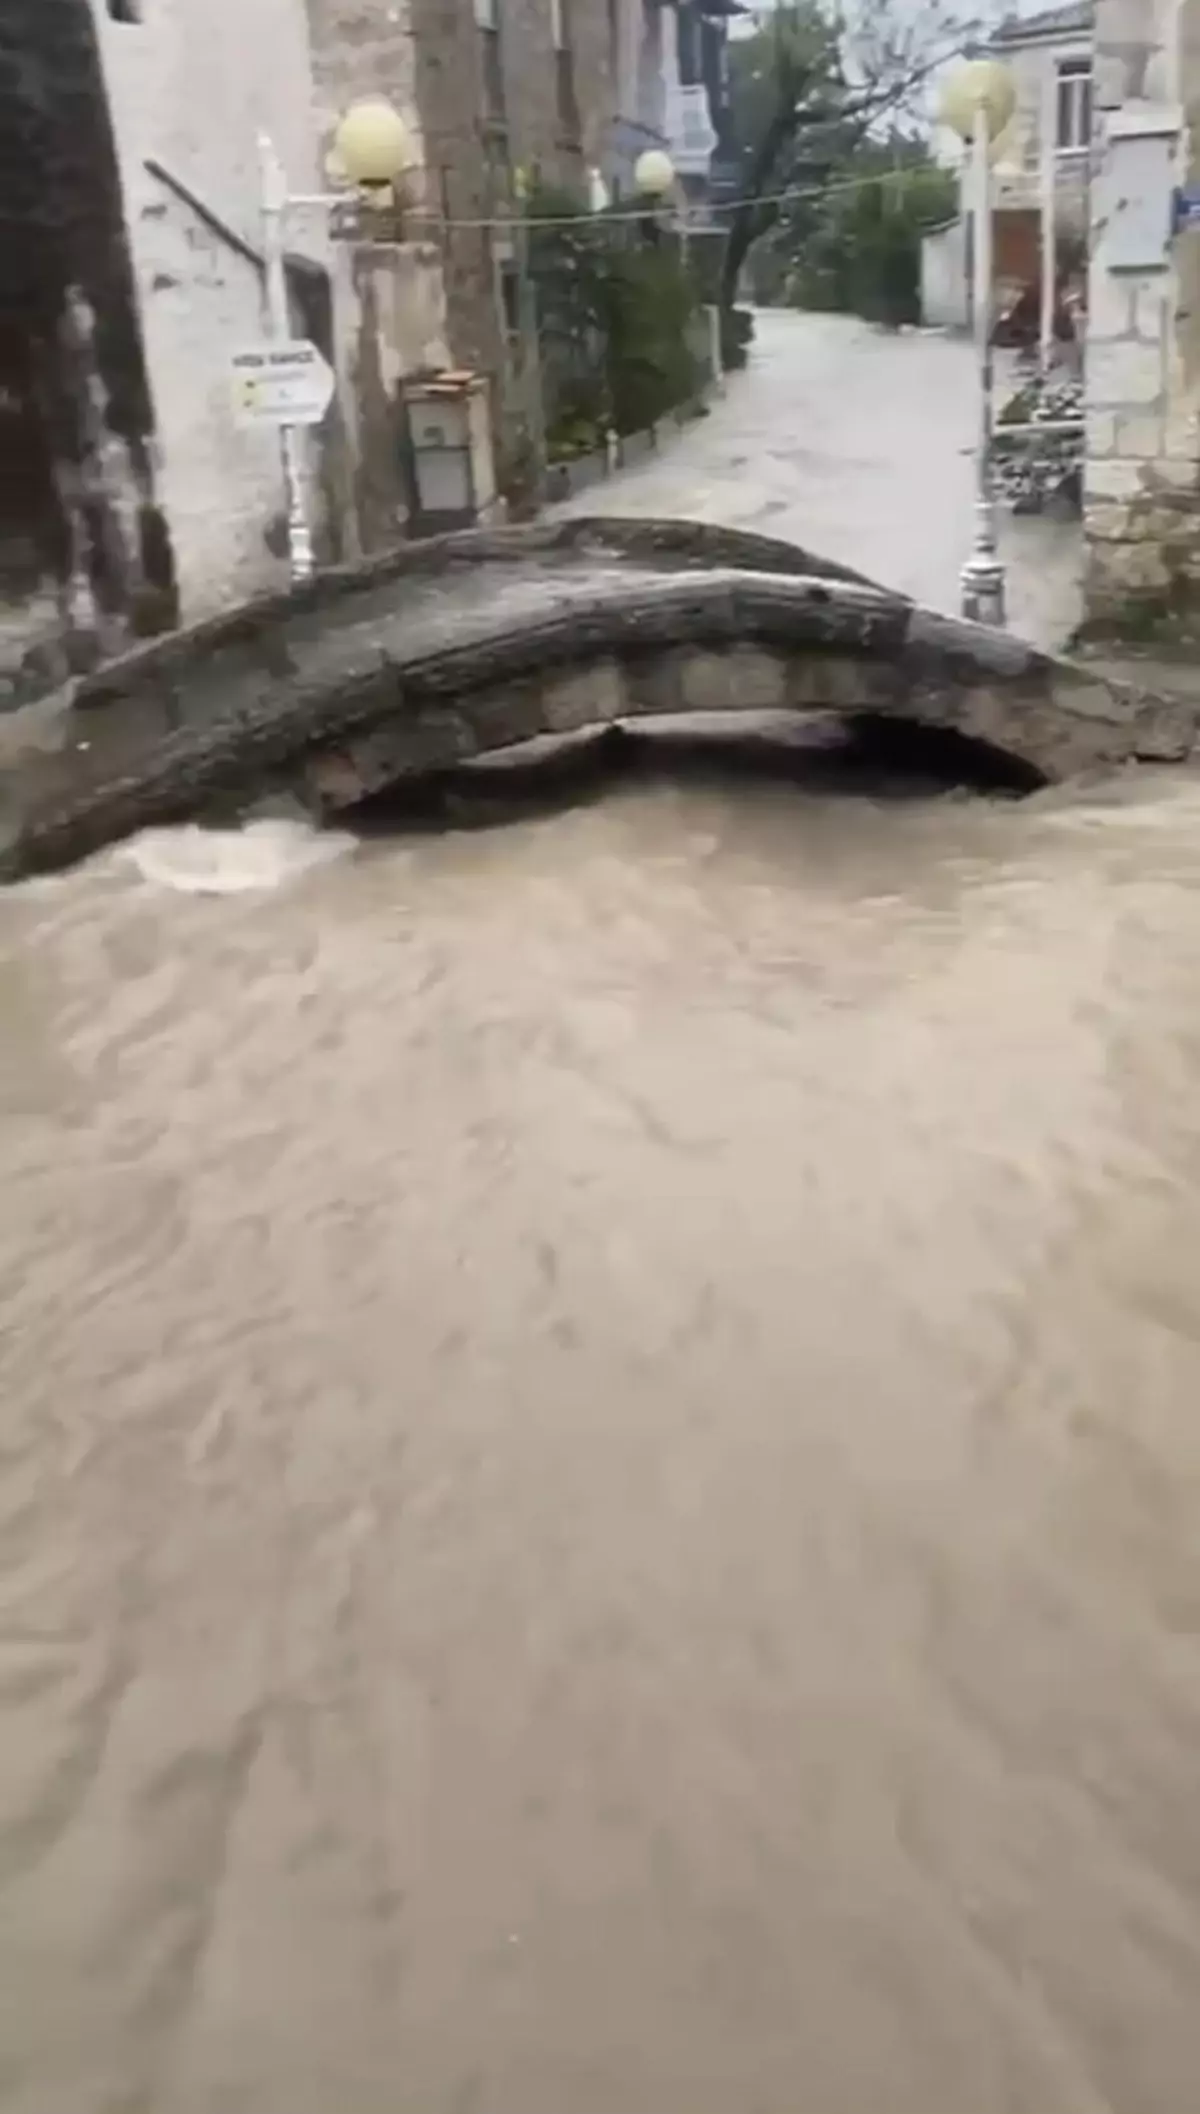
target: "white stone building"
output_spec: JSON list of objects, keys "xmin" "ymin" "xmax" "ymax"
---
[
  {"xmin": 924, "ymin": 4, "xmax": 1094, "ymax": 327},
  {"xmin": 1083, "ymin": 0, "xmax": 1200, "ymax": 618},
  {"xmin": 981, "ymin": 4, "xmax": 1094, "ymax": 242},
  {"xmin": 91, "ymin": 0, "xmax": 334, "ymax": 622}
]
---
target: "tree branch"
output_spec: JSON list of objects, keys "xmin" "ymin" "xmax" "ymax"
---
[{"xmin": 720, "ymin": 0, "xmax": 983, "ymax": 311}]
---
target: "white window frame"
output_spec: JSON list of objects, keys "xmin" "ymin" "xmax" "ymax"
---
[{"xmin": 1056, "ymin": 56, "xmax": 1092, "ymax": 155}]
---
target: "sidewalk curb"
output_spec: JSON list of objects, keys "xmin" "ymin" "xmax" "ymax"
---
[{"xmin": 540, "ymin": 381, "xmax": 720, "ymax": 506}]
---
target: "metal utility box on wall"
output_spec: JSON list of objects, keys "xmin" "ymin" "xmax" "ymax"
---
[
  {"xmin": 1094, "ymin": 107, "xmax": 1182, "ymax": 273},
  {"xmin": 403, "ymin": 371, "xmax": 498, "ymax": 533}
]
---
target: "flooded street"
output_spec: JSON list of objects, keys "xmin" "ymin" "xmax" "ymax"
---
[
  {"xmin": 555, "ymin": 311, "xmax": 1085, "ymax": 652},
  {"xmin": 5, "ymin": 752, "xmax": 1200, "ymax": 2113}
]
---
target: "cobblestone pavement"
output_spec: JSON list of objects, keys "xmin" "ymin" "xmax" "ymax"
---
[{"xmin": 557, "ymin": 309, "xmax": 1084, "ymax": 653}]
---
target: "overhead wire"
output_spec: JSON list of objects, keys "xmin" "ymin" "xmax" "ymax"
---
[{"xmin": 398, "ymin": 157, "xmax": 948, "ymax": 233}]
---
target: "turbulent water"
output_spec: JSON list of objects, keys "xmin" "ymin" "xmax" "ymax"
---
[{"xmin": 4, "ymin": 752, "xmax": 1200, "ymax": 2114}]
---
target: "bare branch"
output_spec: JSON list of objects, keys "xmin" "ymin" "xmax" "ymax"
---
[{"xmin": 719, "ymin": 0, "xmax": 986, "ymax": 311}]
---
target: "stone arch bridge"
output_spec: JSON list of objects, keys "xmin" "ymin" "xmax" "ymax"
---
[{"xmin": 0, "ymin": 517, "xmax": 1189, "ymax": 880}]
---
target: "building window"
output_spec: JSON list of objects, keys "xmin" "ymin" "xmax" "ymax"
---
[
  {"xmin": 476, "ymin": 0, "xmax": 505, "ymax": 124},
  {"xmin": 483, "ymin": 130, "xmax": 511, "ymax": 204},
  {"xmin": 1056, "ymin": 58, "xmax": 1092, "ymax": 153},
  {"xmin": 499, "ymin": 259, "xmax": 520, "ymax": 338},
  {"xmin": 551, "ymin": 0, "xmax": 579, "ymax": 138},
  {"xmin": 676, "ymin": 3, "xmax": 700, "ymax": 88}
]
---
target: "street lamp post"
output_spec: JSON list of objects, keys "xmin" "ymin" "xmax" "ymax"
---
[
  {"xmin": 634, "ymin": 148, "xmax": 676, "ymax": 201},
  {"xmin": 632, "ymin": 146, "xmax": 720, "ymax": 392},
  {"xmin": 1038, "ymin": 64, "xmax": 1059, "ymax": 382},
  {"xmin": 257, "ymin": 134, "xmax": 315, "ymax": 584},
  {"xmin": 257, "ymin": 98, "xmax": 411, "ymax": 584},
  {"xmin": 940, "ymin": 58, "xmax": 1017, "ymax": 628},
  {"xmin": 634, "ymin": 147, "xmax": 676, "ymax": 247},
  {"xmin": 510, "ymin": 162, "xmax": 549, "ymax": 510}
]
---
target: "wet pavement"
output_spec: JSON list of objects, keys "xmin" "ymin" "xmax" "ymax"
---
[{"xmin": 557, "ymin": 310, "xmax": 1084, "ymax": 652}]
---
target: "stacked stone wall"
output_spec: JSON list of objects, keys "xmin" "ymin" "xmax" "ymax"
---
[{"xmin": 1085, "ymin": 0, "xmax": 1200, "ymax": 618}]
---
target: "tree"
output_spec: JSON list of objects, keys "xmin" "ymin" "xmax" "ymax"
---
[
  {"xmin": 719, "ymin": 0, "xmax": 995, "ymax": 317},
  {"xmin": 776, "ymin": 137, "xmax": 957, "ymax": 324},
  {"xmin": 523, "ymin": 183, "xmax": 703, "ymax": 456}
]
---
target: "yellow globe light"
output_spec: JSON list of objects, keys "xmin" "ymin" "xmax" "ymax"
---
[
  {"xmin": 938, "ymin": 58, "xmax": 1017, "ymax": 145},
  {"xmin": 634, "ymin": 148, "xmax": 676, "ymax": 199},
  {"xmin": 332, "ymin": 98, "xmax": 412, "ymax": 188}
]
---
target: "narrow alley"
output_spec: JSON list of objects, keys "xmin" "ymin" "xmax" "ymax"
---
[{"xmin": 558, "ymin": 309, "xmax": 1084, "ymax": 653}]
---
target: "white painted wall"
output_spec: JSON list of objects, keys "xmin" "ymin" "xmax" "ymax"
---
[
  {"xmin": 91, "ymin": 0, "xmax": 328, "ymax": 619},
  {"xmin": 949, "ymin": 32, "xmax": 1093, "ymax": 232},
  {"xmin": 921, "ymin": 221, "xmax": 969, "ymax": 329}
]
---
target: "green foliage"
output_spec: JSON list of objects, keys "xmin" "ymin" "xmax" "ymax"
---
[
  {"xmin": 725, "ymin": 3, "xmax": 842, "ymax": 161},
  {"xmin": 721, "ymin": 306, "xmax": 755, "ymax": 371},
  {"xmin": 720, "ymin": 0, "xmax": 975, "ymax": 313},
  {"xmin": 783, "ymin": 153, "xmax": 957, "ymax": 325},
  {"xmin": 524, "ymin": 182, "xmax": 705, "ymax": 453},
  {"xmin": 604, "ymin": 244, "xmax": 700, "ymax": 435}
]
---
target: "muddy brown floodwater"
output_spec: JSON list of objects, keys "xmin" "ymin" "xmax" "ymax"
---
[{"xmin": 4, "ymin": 754, "xmax": 1200, "ymax": 2114}]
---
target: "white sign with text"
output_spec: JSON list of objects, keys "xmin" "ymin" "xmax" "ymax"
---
[{"xmin": 229, "ymin": 340, "xmax": 335, "ymax": 427}]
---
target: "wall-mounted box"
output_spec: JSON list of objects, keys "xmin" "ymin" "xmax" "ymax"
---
[
  {"xmin": 402, "ymin": 371, "xmax": 498, "ymax": 533},
  {"xmin": 1093, "ymin": 106, "xmax": 1182, "ymax": 273}
]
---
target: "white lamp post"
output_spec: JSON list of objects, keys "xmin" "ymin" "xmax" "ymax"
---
[
  {"xmin": 257, "ymin": 99, "xmax": 411, "ymax": 583},
  {"xmin": 940, "ymin": 57, "xmax": 1017, "ymax": 627},
  {"xmin": 1038, "ymin": 65, "xmax": 1059, "ymax": 381},
  {"xmin": 634, "ymin": 146, "xmax": 678, "ymax": 262}
]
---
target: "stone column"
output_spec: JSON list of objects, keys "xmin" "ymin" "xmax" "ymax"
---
[{"xmin": 1084, "ymin": 0, "xmax": 1200, "ymax": 622}]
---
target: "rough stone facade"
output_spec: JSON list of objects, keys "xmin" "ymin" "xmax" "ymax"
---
[
  {"xmin": 267, "ymin": 0, "xmax": 454, "ymax": 559},
  {"xmin": 306, "ymin": 0, "xmax": 618, "ymax": 480},
  {"xmin": 496, "ymin": 0, "xmax": 615, "ymax": 181},
  {"xmin": 0, "ymin": 0, "xmax": 172, "ymax": 695},
  {"xmin": 1084, "ymin": 0, "xmax": 1200, "ymax": 618}
]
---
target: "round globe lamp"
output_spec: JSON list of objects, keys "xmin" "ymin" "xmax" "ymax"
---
[{"xmin": 333, "ymin": 98, "xmax": 411, "ymax": 189}]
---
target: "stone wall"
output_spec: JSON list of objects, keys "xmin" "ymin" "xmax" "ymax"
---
[
  {"xmin": 1084, "ymin": 0, "xmax": 1200, "ymax": 618},
  {"xmin": 308, "ymin": 0, "xmax": 618, "ymax": 483},
  {"xmin": 416, "ymin": 0, "xmax": 617, "ymax": 437},
  {"xmin": 500, "ymin": 0, "xmax": 616, "ymax": 183},
  {"xmin": 329, "ymin": 239, "xmax": 452, "ymax": 552},
  {"xmin": 0, "ymin": 0, "xmax": 171, "ymax": 696}
]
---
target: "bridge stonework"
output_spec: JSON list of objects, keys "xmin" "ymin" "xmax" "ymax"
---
[{"xmin": 0, "ymin": 518, "xmax": 1189, "ymax": 880}]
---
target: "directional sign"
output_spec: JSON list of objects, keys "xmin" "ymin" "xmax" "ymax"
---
[
  {"xmin": 229, "ymin": 340, "xmax": 335, "ymax": 428},
  {"xmin": 1174, "ymin": 184, "xmax": 1200, "ymax": 236}
]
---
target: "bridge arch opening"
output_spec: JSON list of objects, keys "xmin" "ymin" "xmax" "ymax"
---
[
  {"xmin": 337, "ymin": 710, "xmax": 1046, "ymax": 843},
  {"xmin": 0, "ymin": 520, "xmax": 1148, "ymax": 883},
  {"xmin": 841, "ymin": 714, "xmax": 1047, "ymax": 795}
]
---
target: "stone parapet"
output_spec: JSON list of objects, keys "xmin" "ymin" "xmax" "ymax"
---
[{"xmin": 0, "ymin": 520, "xmax": 1186, "ymax": 881}]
